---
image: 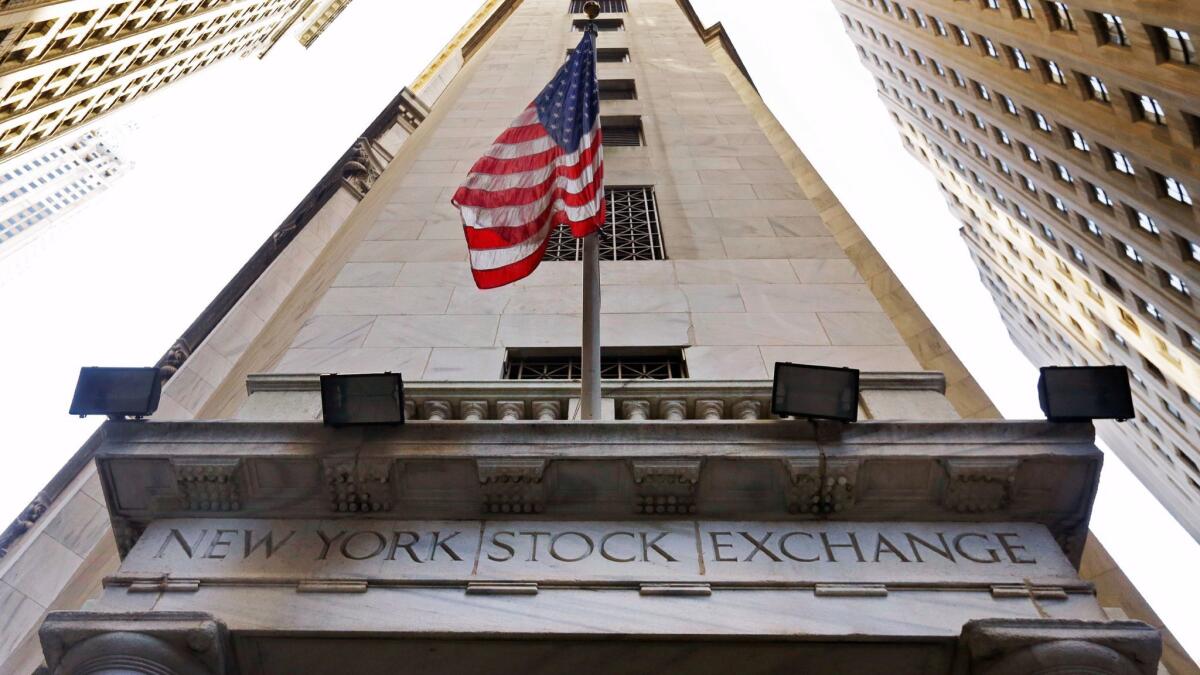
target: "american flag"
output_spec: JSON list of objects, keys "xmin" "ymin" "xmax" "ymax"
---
[{"xmin": 452, "ymin": 31, "xmax": 605, "ymax": 289}]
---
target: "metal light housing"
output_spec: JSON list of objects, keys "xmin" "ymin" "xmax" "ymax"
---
[
  {"xmin": 69, "ymin": 367, "xmax": 162, "ymax": 418},
  {"xmin": 320, "ymin": 373, "xmax": 405, "ymax": 427},
  {"xmin": 1037, "ymin": 365, "xmax": 1134, "ymax": 422},
  {"xmin": 770, "ymin": 362, "xmax": 860, "ymax": 423}
]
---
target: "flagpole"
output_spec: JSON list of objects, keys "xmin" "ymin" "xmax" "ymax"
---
[{"xmin": 580, "ymin": 1, "xmax": 602, "ymax": 421}]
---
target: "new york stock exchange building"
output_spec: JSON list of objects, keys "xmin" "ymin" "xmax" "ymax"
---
[{"xmin": 2, "ymin": 1, "xmax": 1193, "ymax": 674}]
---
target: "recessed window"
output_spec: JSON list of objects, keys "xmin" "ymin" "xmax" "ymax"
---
[
  {"xmin": 569, "ymin": 0, "xmax": 627, "ymax": 12},
  {"xmin": 1097, "ymin": 12, "xmax": 1129, "ymax": 46},
  {"xmin": 598, "ymin": 79, "xmax": 636, "ymax": 100},
  {"xmin": 1043, "ymin": 59, "xmax": 1067, "ymax": 85},
  {"xmin": 1053, "ymin": 162, "xmax": 1073, "ymax": 183},
  {"xmin": 1159, "ymin": 174, "xmax": 1193, "ymax": 206},
  {"xmin": 1162, "ymin": 269, "xmax": 1190, "ymax": 297},
  {"xmin": 1022, "ymin": 143, "xmax": 1040, "ymax": 163},
  {"xmin": 1081, "ymin": 217, "xmax": 1103, "ymax": 238},
  {"xmin": 545, "ymin": 186, "xmax": 664, "ymax": 261},
  {"xmin": 1138, "ymin": 296, "xmax": 1165, "ymax": 322},
  {"xmin": 1085, "ymin": 75, "xmax": 1110, "ymax": 102},
  {"xmin": 1156, "ymin": 27, "xmax": 1195, "ymax": 65},
  {"xmin": 1068, "ymin": 128, "xmax": 1090, "ymax": 152},
  {"xmin": 1009, "ymin": 46, "xmax": 1030, "ymax": 70},
  {"xmin": 982, "ymin": 36, "xmax": 999, "ymax": 58},
  {"xmin": 1013, "ymin": 0, "xmax": 1034, "ymax": 19},
  {"xmin": 1107, "ymin": 149, "xmax": 1135, "ymax": 175},
  {"xmin": 1070, "ymin": 244, "xmax": 1086, "ymax": 265},
  {"xmin": 956, "ymin": 26, "xmax": 972, "ymax": 47},
  {"xmin": 572, "ymin": 18, "xmax": 624, "ymax": 31},
  {"xmin": 1134, "ymin": 94, "xmax": 1167, "ymax": 125},
  {"xmin": 1033, "ymin": 111, "xmax": 1054, "ymax": 133},
  {"xmin": 596, "ymin": 47, "xmax": 631, "ymax": 63},
  {"xmin": 1133, "ymin": 209, "xmax": 1161, "ymax": 236},
  {"xmin": 1181, "ymin": 236, "xmax": 1200, "ymax": 263},
  {"xmin": 975, "ymin": 82, "xmax": 991, "ymax": 101},
  {"xmin": 1001, "ymin": 94, "xmax": 1019, "ymax": 116},
  {"xmin": 503, "ymin": 348, "xmax": 686, "ymax": 380},
  {"xmin": 1091, "ymin": 183, "xmax": 1114, "ymax": 207},
  {"xmin": 1120, "ymin": 240, "xmax": 1144, "ymax": 266},
  {"xmin": 601, "ymin": 116, "xmax": 642, "ymax": 147},
  {"xmin": 1047, "ymin": 1, "xmax": 1075, "ymax": 31}
]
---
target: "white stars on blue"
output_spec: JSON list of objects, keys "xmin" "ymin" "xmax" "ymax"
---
[{"xmin": 535, "ymin": 31, "xmax": 600, "ymax": 154}]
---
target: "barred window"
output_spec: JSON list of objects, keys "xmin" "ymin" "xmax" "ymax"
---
[
  {"xmin": 572, "ymin": 18, "xmax": 624, "ymax": 31},
  {"xmin": 598, "ymin": 79, "xmax": 636, "ymax": 100},
  {"xmin": 503, "ymin": 348, "xmax": 687, "ymax": 380},
  {"xmin": 547, "ymin": 186, "xmax": 662, "ymax": 260},
  {"xmin": 570, "ymin": 0, "xmax": 627, "ymax": 13},
  {"xmin": 602, "ymin": 116, "xmax": 643, "ymax": 146},
  {"xmin": 545, "ymin": 186, "xmax": 664, "ymax": 261}
]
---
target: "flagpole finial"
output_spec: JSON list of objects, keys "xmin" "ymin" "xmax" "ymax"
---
[{"xmin": 583, "ymin": 1, "xmax": 600, "ymax": 20}]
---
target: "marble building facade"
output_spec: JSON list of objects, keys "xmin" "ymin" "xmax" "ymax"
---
[{"xmin": 0, "ymin": 0, "xmax": 1195, "ymax": 673}]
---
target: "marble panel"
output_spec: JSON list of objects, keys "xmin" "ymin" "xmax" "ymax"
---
[
  {"xmin": 723, "ymin": 236, "xmax": 844, "ymax": 260},
  {"xmin": 504, "ymin": 286, "xmax": 581, "ymax": 315},
  {"xmin": 759, "ymin": 346, "xmax": 922, "ymax": 371},
  {"xmin": 740, "ymin": 284, "xmax": 882, "ymax": 313},
  {"xmin": 350, "ymin": 240, "xmax": 466, "ymax": 263},
  {"xmin": 692, "ymin": 313, "xmax": 828, "ymax": 346},
  {"xmin": 769, "ymin": 217, "xmax": 829, "ymax": 238},
  {"xmin": 790, "ymin": 259, "xmax": 864, "ymax": 283},
  {"xmin": 684, "ymin": 346, "xmax": 769, "ymax": 379},
  {"xmin": 498, "ymin": 313, "xmax": 691, "ymax": 347},
  {"xmin": 680, "ymin": 285, "xmax": 745, "ymax": 312},
  {"xmin": 674, "ymin": 260, "xmax": 797, "ymax": 285},
  {"xmin": 601, "ymin": 286, "xmax": 689, "ymax": 314},
  {"xmin": 818, "ymin": 313, "xmax": 907, "ymax": 346},
  {"xmin": 594, "ymin": 261, "xmax": 676, "ymax": 286},
  {"xmin": 424, "ymin": 348, "xmax": 507, "ymax": 380},
  {"xmin": 447, "ymin": 286, "xmax": 516, "ymax": 315},
  {"xmin": 290, "ymin": 316, "xmax": 375, "ymax": 349},
  {"xmin": 394, "ymin": 262, "xmax": 476, "ymax": 287},
  {"xmin": 417, "ymin": 221, "xmax": 463, "ymax": 240},
  {"xmin": 0, "ymin": 582, "xmax": 42, "ymax": 662},
  {"xmin": 41, "ymin": 490, "xmax": 108, "ymax": 558},
  {"xmin": 314, "ymin": 287, "xmax": 452, "ymax": 316},
  {"xmin": 365, "ymin": 220, "xmax": 425, "ymax": 241},
  {"xmin": 497, "ymin": 314, "xmax": 580, "ymax": 347},
  {"xmin": 274, "ymin": 348, "xmax": 431, "ymax": 377},
  {"xmin": 365, "ymin": 316, "xmax": 500, "ymax": 348},
  {"xmin": 1, "ymin": 534, "xmax": 82, "ymax": 606},
  {"xmin": 331, "ymin": 263, "xmax": 403, "ymax": 288},
  {"xmin": 697, "ymin": 169, "xmax": 800, "ymax": 185},
  {"xmin": 861, "ymin": 390, "xmax": 960, "ymax": 421}
]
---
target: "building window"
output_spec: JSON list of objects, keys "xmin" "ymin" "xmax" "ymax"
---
[
  {"xmin": 1022, "ymin": 143, "xmax": 1039, "ymax": 163},
  {"xmin": 572, "ymin": 18, "xmax": 624, "ymax": 31},
  {"xmin": 1182, "ymin": 236, "xmax": 1200, "ymax": 263},
  {"xmin": 975, "ymin": 82, "xmax": 991, "ymax": 101},
  {"xmin": 1013, "ymin": 0, "xmax": 1034, "ymax": 19},
  {"xmin": 982, "ymin": 36, "xmax": 999, "ymax": 58},
  {"xmin": 1033, "ymin": 111, "xmax": 1053, "ymax": 133},
  {"xmin": 1133, "ymin": 210, "xmax": 1161, "ymax": 236},
  {"xmin": 1047, "ymin": 1, "xmax": 1075, "ymax": 31},
  {"xmin": 503, "ymin": 348, "xmax": 687, "ymax": 380},
  {"xmin": 1138, "ymin": 296, "xmax": 1165, "ymax": 323},
  {"xmin": 1156, "ymin": 27, "xmax": 1195, "ymax": 65},
  {"xmin": 1085, "ymin": 75, "xmax": 1110, "ymax": 102},
  {"xmin": 1039, "ymin": 222, "xmax": 1056, "ymax": 241},
  {"xmin": 1162, "ymin": 269, "xmax": 1191, "ymax": 297},
  {"xmin": 1054, "ymin": 162, "xmax": 1073, "ymax": 183},
  {"xmin": 1070, "ymin": 244, "xmax": 1086, "ymax": 265},
  {"xmin": 1103, "ymin": 149, "xmax": 1134, "ymax": 175},
  {"xmin": 1134, "ymin": 94, "xmax": 1167, "ymax": 125},
  {"xmin": 956, "ymin": 26, "xmax": 972, "ymax": 47},
  {"xmin": 1010, "ymin": 46, "xmax": 1030, "ymax": 70},
  {"xmin": 545, "ymin": 186, "xmax": 664, "ymax": 261},
  {"xmin": 1043, "ymin": 59, "xmax": 1067, "ymax": 85},
  {"xmin": 601, "ymin": 116, "xmax": 643, "ymax": 146},
  {"xmin": 1068, "ymin": 128, "xmax": 1090, "ymax": 152},
  {"xmin": 1097, "ymin": 12, "xmax": 1129, "ymax": 46},
  {"xmin": 1162, "ymin": 398, "xmax": 1185, "ymax": 425},
  {"xmin": 1120, "ymin": 241, "xmax": 1144, "ymax": 266},
  {"xmin": 596, "ymin": 47, "xmax": 631, "ymax": 63},
  {"xmin": 1082, "ymin": 217, "xmax": 1103, "ymax": 238},
  {"xmin": 569, "ymin": 0, "xmax": 627, "ymax": 11},
  {"xmin": 1091, "ymin": 183, "xmax": 1114, "ymax": 207},
  {"xmin": 598, "ymin": 79, "xmax": 636, "ymax": 100},
  {"xmin": 1159, "ymin": 174, "xmax": 1193, "ymax": 205}
]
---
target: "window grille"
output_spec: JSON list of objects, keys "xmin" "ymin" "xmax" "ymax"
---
[
  {"xmin": 598, "ymin": 79, "xmax": 636, "ymax": 100},
  {"xmin": 503, "ymin": 349, "xmax": 687, "ymax": 380},
  {"xmin": 544, "ymin": 186, "xmax": 665, "ymax": 261},
  {"xmin": 570, "ymin": 0, "xmax": 627, "ymax": 13},
  {"xmin": 572, "ymin": 18, "xmax": 624, "ymax": 31},
  {"xmin": 601, "ymin": 116, "xmax": 643, "ymax": 146}
]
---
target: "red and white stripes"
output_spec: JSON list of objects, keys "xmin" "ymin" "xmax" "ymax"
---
[{"xmin": 452, "ymin": 105, "xmax": 605, "ymax": 289}]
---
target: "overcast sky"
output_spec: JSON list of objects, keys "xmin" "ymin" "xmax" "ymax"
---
[{"xmin": 0, "ymin": 0, "xmax": 1194, "ymax": 656}]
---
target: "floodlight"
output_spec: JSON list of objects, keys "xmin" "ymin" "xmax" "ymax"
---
[
  {"xmin": 771, "ymin": 362, "xmax": 860, "ymax": 422},
  {"xmin": 1038, "ymin": 365, "xmax": 1134, "ymax": 422},
  {"xmin": 320, "ymin": 373, "xmax": 405, "ymax": 427},
  {"xmin": 69, "ymin": 367, "xmax": 161, "ymax": 419}
]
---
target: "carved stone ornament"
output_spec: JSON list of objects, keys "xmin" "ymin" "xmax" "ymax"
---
[
  {"xmin": 732, "ymin": 400, "xmax": 763, "ymax": 420},
  {"xmin": 0, "ymin": 492, "xmax": 50, "ymax": 559},
  {"xmin": 532, "ymin": 400, "xmax": 561, "ymax": 421},
  {"xmin": 171, "ymin": 458, "xmax": 242, "ymax": 512},
  {"xmin": 659, "ymin": 399, "xmax": 687, "ymax": 421},
  {"xmin": 460, "ymin": 400, "xmax": 488, "ymax": 421},
  {"xmin": 157, "ymin": 338, "xmax": 192, "ymax": 380},
  {"xmin": 622, "ymin": 400, "xmax": 651, "ymax": 421},
  {"xmin": 112, "ymin": 516, "xmax": 146, "ymax": 558},
  {"xmin": 477, "ymin": 458, "xmax": 547, "ymax": 514},
  {"xmin": 322, "ymin": 458, "xmax": 395, "ymax": 513},
  {"xmin": 960, "ymin": 619, "xmax": 1161, "ymax": 675},
  {"xmin": 695, "ymin": 399, "xmax": 724, "ymax": 420},
  {"xmin": 341, "ymin": 136, "xmax": 382, "ymax": 198},
  {"xmin": 496, "ymin": 400, "xmax": 526, "ymax": 421},
  {"xmin": 784, "ymin": 457, "xmax": 861, "ymax": 515},
  {"xmin": 40, "ymin": 611, "xmax": 229, "ymax": 675},
  {"xmin": 422, "ymin": 400, "xmax": 452, "ymax": 421},
  {"xmin": 631, "ymin": 459, "xmax": 701, "ymax": 515},
  {"xmin": 941, "ymin": 457, "xmax": 1020, "ymax": 513}
]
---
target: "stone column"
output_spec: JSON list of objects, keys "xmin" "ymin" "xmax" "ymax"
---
[{"xmin": 40, "ymin": 612, "xmax": 229, "ymax": 675}]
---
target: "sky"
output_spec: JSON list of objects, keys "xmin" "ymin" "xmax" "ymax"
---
[{"xmin": 0, "ymin": 0, "xmax": 1194, "ymax": 657}]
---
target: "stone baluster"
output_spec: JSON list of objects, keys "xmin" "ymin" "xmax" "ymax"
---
[
  {"xmin": 695, "ymin": 400, "xmax": 724, "ymax": 421},
  {"xmin": 460, "ymin": 401, "xmax": 488, "ymax": 421},
  {"xmin": 532, "ymin": 400, "xmax": 561, "ymax": 421},
  {"xmin": 403, "ymin": 399, "xmax": 416, "ymax": 421},
  {"xmin": 622, "ymin": 400, "xmax": 651, "ymax": 421},
  {"xmin": 497, "ymin": 401, "xmax": 525, "ymax": 421},
  {"xmin": 659, "ymin": 400, "xmax": 687, "ymax": 421},
  {"xmin": 733, "ymin": 400, "xmax": 762, "ymax": 420},
  {"xmin": 422, "ymin": 400, "xmax": 452, "ymax": 421}
]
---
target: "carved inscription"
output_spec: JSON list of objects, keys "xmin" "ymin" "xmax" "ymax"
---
[{"xmin": 121, "ymin": 519, "xmax": 1078, "ymax": 587}]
